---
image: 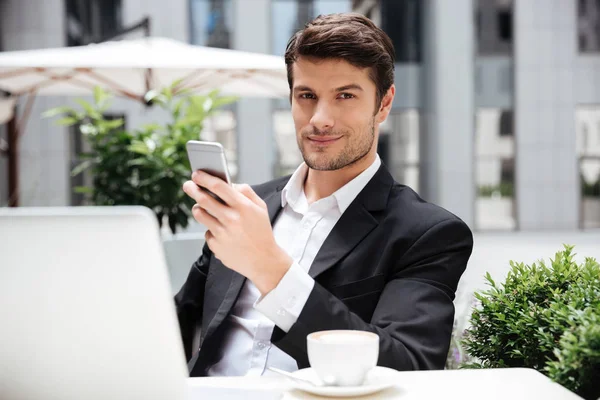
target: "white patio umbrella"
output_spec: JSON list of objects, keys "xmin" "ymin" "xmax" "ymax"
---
[
  {"xmin": 0, "ymin": 37, "xmax": 289, "ymax": 205},
  {"xmin": 0, "ymin": 36, "xmax": 289, "ymax": 108}
]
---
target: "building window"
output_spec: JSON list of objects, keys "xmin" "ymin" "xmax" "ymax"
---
[
  {"xmin": 65, "ymin": 0, "xmax": 122, "ymax": 46},
  {"xmin": 497, "ymin": 7, "xmax": 512, "ymax": 42},
  {"xmin": 499, "ymin": 110, "xmax": 513, "ymax": 136},
  {"xmin": 578, "ymin": 0, "xmax": 600, "ymax": 52},
  {"xmin": 200, "ymin": 110, "xmax": 238, "ymax": 180},
  {"xmin": 190, "ymin": 0, "xmax": 233, "ymax": 48},
  {"xmin": 475, "ymin": 0, "xmax": 513, "ymax": 55},
  {"xmin": 577, "ymin": 107, "xmax": 600, "ymax": 229},
  {"xmin": 475, "ymin": 108, "xmax": 516, "ymax": 230},
  {"xmin": 382, "ymin": 110, "xmax": 420, "ymax": 193},
  {"xmin": 272, "ymin": 0, "xmax": 354, "ymax": 56},
  {"xmin": 380, "ymin": 0, "xmax": 422, "ymax": 63}
]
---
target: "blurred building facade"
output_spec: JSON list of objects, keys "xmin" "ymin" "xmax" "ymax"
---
[{"xmin": 1, "ymin": 0, "xmax": 599, "ymax": 231}]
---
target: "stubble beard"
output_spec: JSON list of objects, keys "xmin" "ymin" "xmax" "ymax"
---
[{"xmin": 298, "ymin": 117, "xmax": 376, "ymax": 171}]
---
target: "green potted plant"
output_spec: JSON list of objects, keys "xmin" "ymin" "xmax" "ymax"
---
[
  {"xmin": 462, "ymin": 245, "xmax": 600, "ymax": 400},
  {"xmin": 44, "ymin": 83, "xmax": 237, "ymax": 233}
]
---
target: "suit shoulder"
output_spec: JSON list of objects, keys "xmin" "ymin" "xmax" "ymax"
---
[
  {"xmin": 387, "ymin": 183, "xmax": 471, "ymax": 230},
  {"xmin": 251, "ymin": 175, "xmax": 291, "ymax": 198}
]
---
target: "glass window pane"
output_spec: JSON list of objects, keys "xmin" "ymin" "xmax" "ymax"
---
[
  {"xmin": 475, "ymin": 0, "xmax": 513, "ymax": 55},
  {"xmin": 385, "ymin": 110, "xmax": 420, "ymax": 193},
  {"xmin": 577, "ymin": 107, "xmax": 600, "ymax": 229},
  {"xmin": 475, "ymin": 108, "xmax": 516, "ymax": 230},
  {"xmin": 578, "ymin": 0, "xmax": 600, "ymax": 53},
  {"xmin": 66, "ymin": 0, "xmax": 122, "ymax": 46},
  {"xmin": 380, "ymin": 0, "xmax": 422, "ymax": 63},
  {"xmin": 190, "ymin": 0, "xmax": 233, "ymax": 48},
  {"xmin": 202, "ymin": 110, "xmax": 238, "ymax": 180},
  {"xmin": 272, "ymin": 1, "xmax": 299, "ymax": 56}
]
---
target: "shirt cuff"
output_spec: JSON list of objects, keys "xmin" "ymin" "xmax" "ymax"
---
[{"xmin": 254, "ymin": 262, "xmax": 315, "ymax": 333}]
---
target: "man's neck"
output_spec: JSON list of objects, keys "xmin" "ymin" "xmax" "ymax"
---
[{"xmin": 303, "ymin": 152, "xmax": 376, "ymax": 204}]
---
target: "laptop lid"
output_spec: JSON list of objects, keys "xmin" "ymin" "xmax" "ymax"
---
[{"xmin": 0, "ymin": 206, "xmax": 188, "ymax": 400}]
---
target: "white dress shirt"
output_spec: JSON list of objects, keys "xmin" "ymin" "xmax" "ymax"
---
[{"xmin": 206, "ymin": 155, "xmax": 382, "ymax": 377}]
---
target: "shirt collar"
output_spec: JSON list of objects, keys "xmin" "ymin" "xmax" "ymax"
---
[{"xmin": 281, "ymin": 154, "xmax": 381, "ymax": 214}]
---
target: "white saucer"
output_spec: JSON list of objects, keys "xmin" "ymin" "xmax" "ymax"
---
[{"xmin": 287, "ymin": 366, "xmax": 398, "ymax": 398}]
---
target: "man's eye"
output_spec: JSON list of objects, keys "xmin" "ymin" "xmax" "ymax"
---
[
  {"xmin": 300, "ymin": 93, "xmax": 316, "ymax": 99},
  {"xmin": 338, "ymin": 93, "xmax": 355, "ymax": 99}
]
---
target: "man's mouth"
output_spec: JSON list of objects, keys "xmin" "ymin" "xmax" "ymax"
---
[{"xmin": 307, "ymin": 136, "xmax": 342, "ymax": 145}]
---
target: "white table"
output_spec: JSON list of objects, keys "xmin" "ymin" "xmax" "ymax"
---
[{"xmin": 187, "ymin": 368, "xmax": 584, "ymax": 399}]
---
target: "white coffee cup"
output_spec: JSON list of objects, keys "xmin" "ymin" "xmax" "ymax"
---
[{"xmin": 306, "ymin": 330, "xmax": 379, "ymax": 387}]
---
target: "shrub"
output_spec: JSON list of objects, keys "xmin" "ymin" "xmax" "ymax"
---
[{"xmin": 462, "ymin": 245, "xmax": 600, "ymax": 399}]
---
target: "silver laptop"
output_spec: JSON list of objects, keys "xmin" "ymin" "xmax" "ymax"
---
[{"xmin": 0, "ymin": 206, "xmax": 188, "ymax": 400}]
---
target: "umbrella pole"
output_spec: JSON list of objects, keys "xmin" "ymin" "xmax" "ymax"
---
[
  {"xmin": 6, "ymin": 91, "xmax": 35, "ymax": 207},
  {"xmin": 7, "ymin": 105, "xmax": 18, "ymax": 207}
]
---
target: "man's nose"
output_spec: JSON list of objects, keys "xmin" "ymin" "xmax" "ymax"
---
[{"xmin": 309, "ymin": 103, "xmax": 335, "ymax": 131}]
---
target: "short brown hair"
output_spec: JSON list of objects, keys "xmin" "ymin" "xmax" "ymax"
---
[{"xmin": 284, "ymin": 13, "xmax": 396, "ymax": 109}]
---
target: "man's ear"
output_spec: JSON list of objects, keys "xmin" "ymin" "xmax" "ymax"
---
[{"xmin": 376, "ymin": 85, "xmax": 395, "ymax": 123}]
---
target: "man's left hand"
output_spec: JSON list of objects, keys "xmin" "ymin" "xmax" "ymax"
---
[{"xmin": 183, "ymin": 171, "xmax": 293, "ymax": 295}]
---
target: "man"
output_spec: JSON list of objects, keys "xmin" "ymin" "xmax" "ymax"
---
[{"xmin": 176, "ymin": 13, "xmax": 473, "ymax": 377}]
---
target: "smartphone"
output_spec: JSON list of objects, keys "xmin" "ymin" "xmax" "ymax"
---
[{"xmin": 186, "ymin": 140, "xmax": 232, "ymax": 204}]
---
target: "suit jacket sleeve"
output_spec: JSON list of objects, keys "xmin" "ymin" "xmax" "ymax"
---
[
  {"xmin": 271, "ymin": 217, "xmax": 473, "ymax": 370},
  {"xmin": 174, "ymin": 243, "xmax": 212, "ymax": 361}
]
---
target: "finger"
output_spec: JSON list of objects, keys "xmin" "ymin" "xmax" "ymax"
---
[
  {"xmin": 192, "ymin": 203, "xmax": 222, "ymax": 233},
  {"xmin": 183, "ymin": 180, "xmax": 203, "ymax": 202},
  {"xmin": 234, "ymin": 183, "xmax": 266, "ymax": 208},
  {"xmin": 192, "ymin": 170, "xmax": 243, "ymax": 207},
  {"xmin": 184, "ymin": 180, "xmax": 230, "ymax": 220}
]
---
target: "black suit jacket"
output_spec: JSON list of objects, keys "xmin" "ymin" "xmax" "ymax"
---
[{"xmin": 175, "ymin": 164, "xmax": 473, "ymax": 377}]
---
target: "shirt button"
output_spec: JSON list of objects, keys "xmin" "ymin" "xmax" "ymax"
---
[
  {"xmin": 257, "ymin": 341, "xmax": 267, "ymax": 349},
  {"xmin": 277, "ymin": 308, "xmax": 287, "ymax": 317}
]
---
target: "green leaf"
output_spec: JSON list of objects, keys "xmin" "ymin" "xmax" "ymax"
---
[
  {"xmin": 173, "ymin": 99, "xmax": 185, "ymax": 119},
  {"xmin": 73, "ymin": 186, "xmax": 93, "ymax": 194},
  {"xmin": 75, "ymin": 99, "xmax": 101, "ymax": 118},
  {"xmin": 162, "ymin": 147, "xmax": 177, "ymax": 159},
  {"xmin": 42, "ymin": 106, "xmax": 76, "ymax": 118},
  {"xmin": 103, "ymin": 118, "xmax": 125, "ymax": 130},
  {"xmin": 210, "ymin": 95, "xmax": 239, "ymax": 110},
  {"xmin": 71, "ymin": 159, "xmax": 94, "ymax": 176},
  {"xmin": 56, "ymin": 116, "xmax": 79, "ymax": 126},
  {"xmin": 485, "ymin": 272, "xmax": 496, "ymax": 287},
  {"xmin": 162, "ymin": 85, "xmax": 173, "ymax": 102},
  {"xmin": 126, "ymin": 158, "xmax": 150, "ymax": 167},
  {"xmin": 93, "ymin": 86, "xmax": 106, "ymax": 105},
  {"xmin": 128, "ymin": 140, "xmax": 151, "ymax": 155}
]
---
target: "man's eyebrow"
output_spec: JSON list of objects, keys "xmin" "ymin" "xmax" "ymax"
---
[
  {"xmin": 293, "ymin": 85, "xmax": 314, "ymax": 93},
  {"xmin": 293, "ymin": 84, "xmax": 364, "ymax": 93},
  {"xmin": 335, "ymin": 84, "xmax": 364, "ymax": 92}
]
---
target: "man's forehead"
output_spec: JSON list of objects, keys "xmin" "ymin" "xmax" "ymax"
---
[
  {"xmin": 292, "ymin": 57, "xmax": 373, "ymax": 88},
  {"xmin": 293, "ymin": 56, "xmax": 368, "ymax": 74}
]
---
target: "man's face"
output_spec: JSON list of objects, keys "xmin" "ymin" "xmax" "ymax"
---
[{"xmin": 290, "ymin": 57, "xmax": 385, "ymax": 171}]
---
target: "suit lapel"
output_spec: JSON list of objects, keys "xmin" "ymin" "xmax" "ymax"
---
[
  {"xmin": 308, "ymin": 165, "xmax": 393, "ymax": 279},
  {"xmin": 203, "ymin": 186, "xmax": 285, "ymax": 340},
  {"xmin": 265, "ymin": 189, "xmax": 284, "ymax": 224}
]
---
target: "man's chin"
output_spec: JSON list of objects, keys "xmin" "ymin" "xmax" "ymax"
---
[{"xmin": 303, "ymin": 155, "xmax": 341, "ymax": 171}]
